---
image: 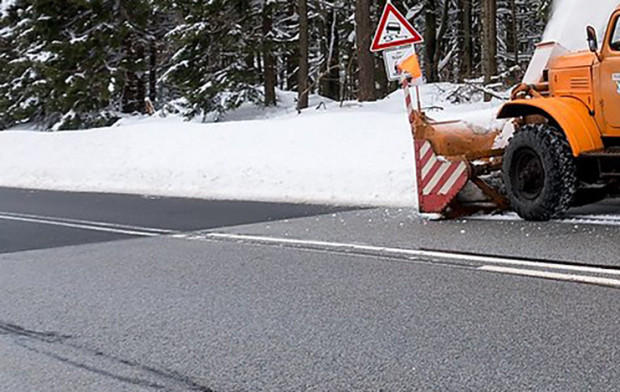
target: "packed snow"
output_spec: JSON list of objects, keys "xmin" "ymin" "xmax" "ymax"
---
[{"xmin": 0, "ymin": 86, "xmax": 505, "ymax": 207}]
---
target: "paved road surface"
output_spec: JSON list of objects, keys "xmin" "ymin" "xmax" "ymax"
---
[
  {"xmin": 0, "ymin": 187, "xmax": 354, "ymax": 254},
  {"xmin": 1, "ymin": 187, "xmax": 619, "ymax": 391}
]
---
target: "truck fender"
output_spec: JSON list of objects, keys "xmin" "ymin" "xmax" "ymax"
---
[{"xmin": 497, "ymin": 97, "xmax": 603, "ymax": 156}]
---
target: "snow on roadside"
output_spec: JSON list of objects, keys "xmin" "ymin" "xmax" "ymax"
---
[{"xmin": 0, "ymin": 86, "xmax": 503, "ymax": 207}]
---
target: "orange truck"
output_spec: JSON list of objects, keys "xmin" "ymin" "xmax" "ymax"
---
[{"xmin": 404, "ymin": 6, "xmax": 620, "ymax": 221}]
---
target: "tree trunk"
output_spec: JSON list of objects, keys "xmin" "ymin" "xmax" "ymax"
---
[
  {"xmin": 424, "ymin": 0, "xmax": 438, "ymax": 82},
  {"xmin": 434, "ymin": 0, "xmax": 451, "ymax": 79},
  {"xmin": 122, "ymin": 37, "xmax": 146, "ymax": 114},
  {"xmin": 355, "ymin": 0, "xmax": 375, "ymax": 102},
  {"xmin": 482, "ymin": 0, "xmax": 497, "ymax": 101},
  {"xmin": 297, "ymin": 0, "xmax": 309, "ymax": 109},
  {"xmin": 321, "ymin": 7, "xmax": 340, "ymax": 100},
  {"xmin": 262, "ymin": 3, "xmax": 277, "ymax": 106},
  {"xmin": 148, "ymin": 40, "xmax": 157, "ymax": 103},
  {"xmin": 510, "ymin": 0, "xmax": 519, "ymax": 67},
  {"xmin": 372, "ymin": 1, "xmax": 388, "ymax": 98},
  {"xmin": 319, "ymin": 4, "xmax": 340, "ymax": 100},
  {"xmin": 458, "ymin": 0, "xmax": 473, "ymax": 81},
  {"xmin": 285, "ymin": 1, "xmax": 298, "ymax": 91}
]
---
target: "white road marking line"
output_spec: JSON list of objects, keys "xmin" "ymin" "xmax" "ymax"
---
[
  {"xmin": 0, "ymin": 211, "xmax": 176, "ymax": 234},
  {"xmin": 0, "ymin": 213, "xmax": 172, "ymax": 237},
  {"xmin": 203, "ymin": 233, "xmax": 620, "ymax": 277},
  {"xmin": 479, "ymin": 266, "xmax": 620, "ymax": 288},
  {"xmin": 417, "ymin": 249, "xmax": 620, "ymax": 276},
  {"xmin": 563, "ymin": 215, "xmax": 620, "ymax": 226},
  {"xmin": 472, "ymin": 213, "xmax": 620, "ymax": 227}
]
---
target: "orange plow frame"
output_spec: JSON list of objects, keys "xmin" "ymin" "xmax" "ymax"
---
[{"xmin": 401, "ymin": 76, "xmax": 509, "ymax": 217}]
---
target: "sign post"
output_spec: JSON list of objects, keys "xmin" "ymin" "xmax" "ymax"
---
[{"xmin": 370, "ymin": 2, "xmax": 429, "ymax": 212}]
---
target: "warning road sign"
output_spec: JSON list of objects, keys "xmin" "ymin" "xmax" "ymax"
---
[{"xmin": 371, "ymin": 2, "xmax": 423, "ymax": 52}]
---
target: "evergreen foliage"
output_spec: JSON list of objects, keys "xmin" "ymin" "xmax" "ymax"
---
[
  {"xmin": 0, "ymin": 0, "xmax": 152, "ymax": 130},
  {"xmin": 0, "ymin": 0, "xmax": 553, "ymax": 130}
]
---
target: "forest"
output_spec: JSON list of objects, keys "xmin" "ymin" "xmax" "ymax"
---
[{"xmin": 0, "ymin": 0, "xmax": 552, "ymax": 130}]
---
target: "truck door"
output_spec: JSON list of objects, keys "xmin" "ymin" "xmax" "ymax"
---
[{"xmin": 600, "ymin": 15, "xmax": 620, "ymax": 135}]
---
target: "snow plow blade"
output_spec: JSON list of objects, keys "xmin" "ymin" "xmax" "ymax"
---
[{"xmin": 401, "ymin": 77, "xmax": 509, "ymax": 217}]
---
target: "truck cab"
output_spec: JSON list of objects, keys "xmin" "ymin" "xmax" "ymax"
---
[
  {"xmin": 594, "ymin": 10, "xmax": 620, "ymax": 137},
  {"xmin": 495, "ymin": 6, "xmax": 620, "ymax": 221}
]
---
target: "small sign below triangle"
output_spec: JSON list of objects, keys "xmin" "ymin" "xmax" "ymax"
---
[{"xmin": 370, "ymin": 2, "xmax": 424, "ymax": 52}]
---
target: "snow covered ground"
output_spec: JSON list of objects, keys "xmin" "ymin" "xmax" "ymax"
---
[{"xmin": 0, "ymin": 85, "xmax": 504, "ymax": 207}]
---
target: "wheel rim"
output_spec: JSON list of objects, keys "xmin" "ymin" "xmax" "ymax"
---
[{"xmin": 512, "ymin": 147, "xmax": 545, "ymax": 201}]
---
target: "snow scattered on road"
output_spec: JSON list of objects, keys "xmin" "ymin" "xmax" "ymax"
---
[
  {"xmin": 472, "ymin": 208, "xmax": 620, "ymax": 227},
  {"xmin": 0, "ymin": 86, "xmax": 502, "ymax": 207}
]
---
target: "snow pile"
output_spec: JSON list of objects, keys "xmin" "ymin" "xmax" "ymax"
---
[
  {"xmin": 0, "ymin": 0, "xmax": 13, "ymax": 15},
  {"xmin": 0, "ymin": 87, "xmax": 502, "ymax": 207},
  {"xmin": 544, "ymin": 0, "xmax": 618, "ymax": 51}
]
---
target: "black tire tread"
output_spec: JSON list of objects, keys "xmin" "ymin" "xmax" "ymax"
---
[{"xmin": 503, "ymin": 124, "xmax": 577, "ymax": 221}]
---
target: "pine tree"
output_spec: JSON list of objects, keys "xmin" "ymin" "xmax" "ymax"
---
[
  {"xmin": 0, "ymin": 0, "xmax": 155, "ymax": 130},
  {"xmin": 116, "ymin": 0, "xmax": 152, "ymax": 114},
  {"xmin": 0, "ymin": 1, "xmax": 65, "ymax": 128},
  {"xmin": 161, "ymin": 0, "xmax": 262, "ymax": 121},
  {"xmin": 0, "ymin": 0, "xmax": 555, "ymax": 129}
]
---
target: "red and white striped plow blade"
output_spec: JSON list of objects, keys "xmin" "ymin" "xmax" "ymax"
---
[{"xmin": 414, "ymin": 140, "xmax": 470, "ymax": 213}]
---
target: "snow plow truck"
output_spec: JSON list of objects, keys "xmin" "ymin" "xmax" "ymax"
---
[{"xmin": 402, "ymin": 6, "xmax": 620, "ymax": 221}]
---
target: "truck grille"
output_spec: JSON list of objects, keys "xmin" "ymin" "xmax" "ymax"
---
[{"xmin": 570, "ymin": 77, "xmax": 590, "ymax": 90}]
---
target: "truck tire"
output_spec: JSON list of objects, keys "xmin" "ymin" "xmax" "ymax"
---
[{"xmin": 503, "ymin": 123, "xmax": 577, "ymax": 221}]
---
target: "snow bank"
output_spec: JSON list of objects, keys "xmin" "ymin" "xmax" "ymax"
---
[
  {"xmin": 544, "ymin": 0, "xmax": 618, "ymax": 51},
  {"xmin": 0, "ymin": 0, "xmax": 14, "ymax": 16},
  {"xmin": 0, "ymin": 87, "xmax": 502, "ymax": 207}
]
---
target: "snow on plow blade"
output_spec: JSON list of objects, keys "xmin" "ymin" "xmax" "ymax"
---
[{"xmin": 401, "ymin": 76, "xmax": 508, "ymax": 217}]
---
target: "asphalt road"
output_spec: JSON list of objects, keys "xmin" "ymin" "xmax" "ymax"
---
[
  {"xmin": 0, "ymin": 187, "xmax": 354, "ymax": 254},
  {"xmin": 1, "ymin": 187, "xmax": 619, "ymax": 391}
]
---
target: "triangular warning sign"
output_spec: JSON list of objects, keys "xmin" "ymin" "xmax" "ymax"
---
[{"xmin": 370, "ymin": 2, "xmax": 424, "ymax": 52}]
